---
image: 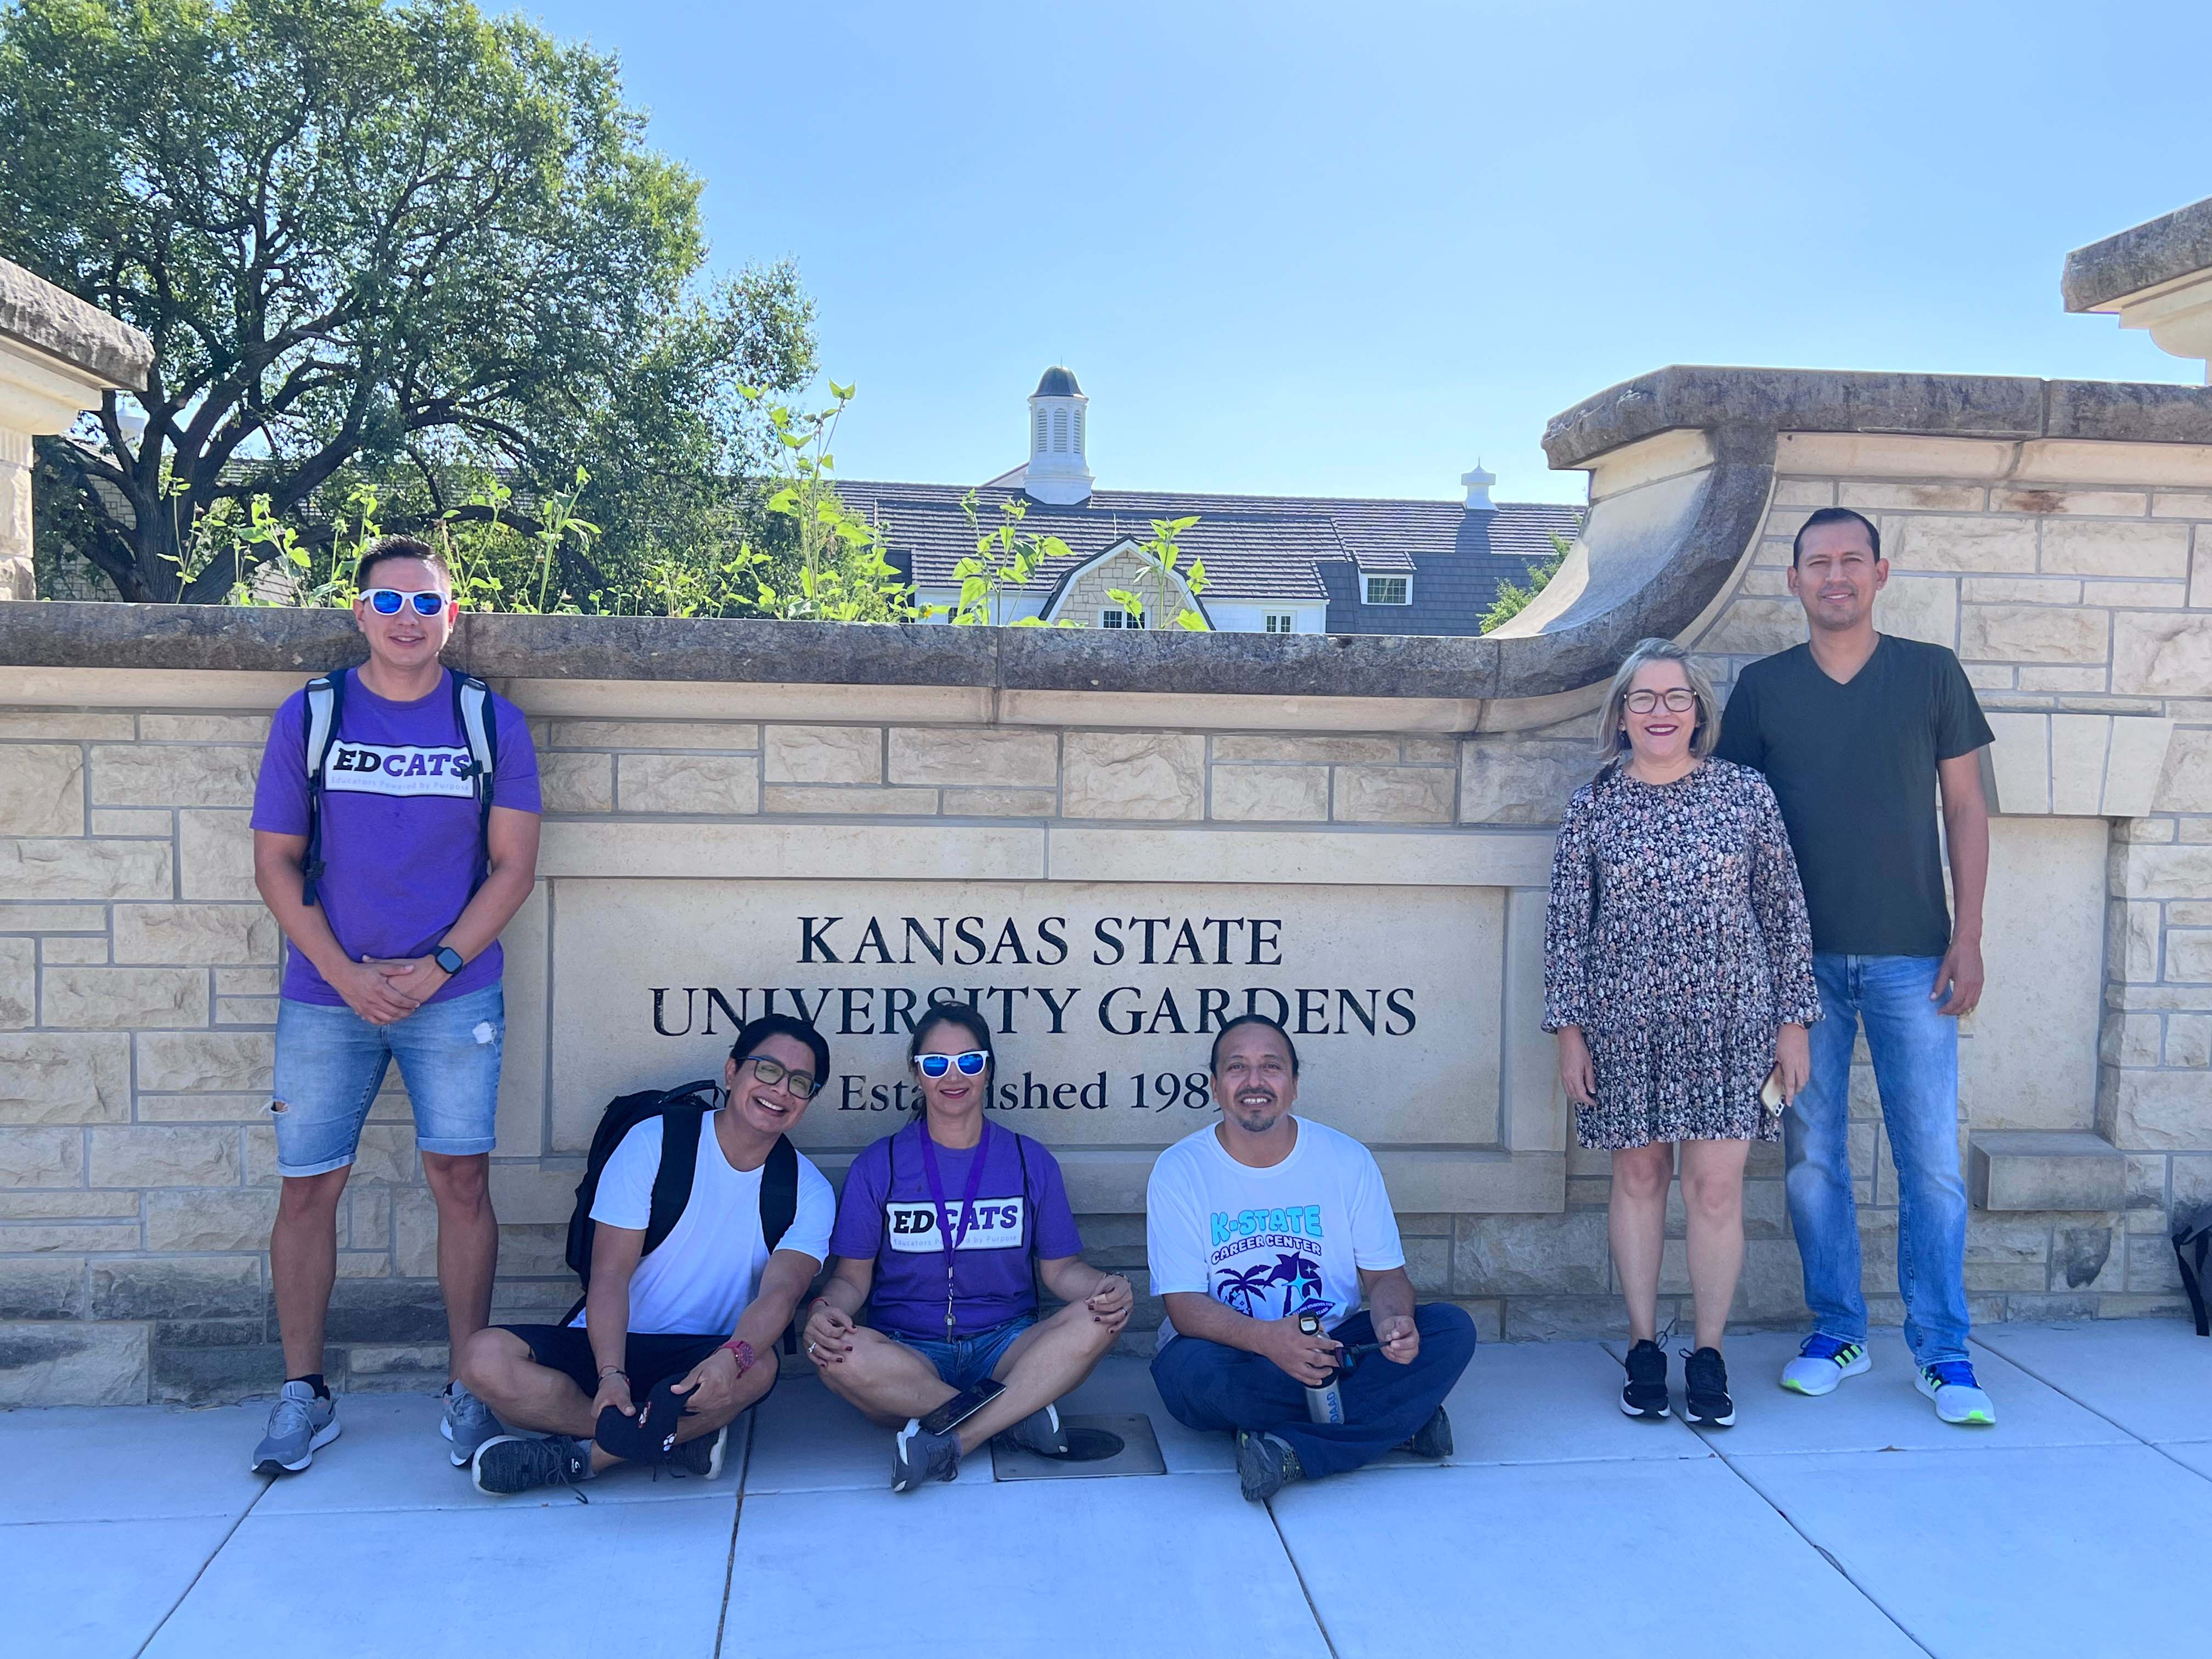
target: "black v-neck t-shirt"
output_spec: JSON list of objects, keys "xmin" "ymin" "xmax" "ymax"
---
[{"xmin": 1712, "ymin": 635, "xmax": 1993, "ymax": 957}]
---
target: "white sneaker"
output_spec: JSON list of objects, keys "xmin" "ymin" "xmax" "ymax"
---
[
  {"xmin": 1779, "ymin": 1335, "xmax": 1871, "ymax": 1396},
  {"xmin": 1916, "ymin": 1361, "xmax": 1997, "ymax": 1426}
]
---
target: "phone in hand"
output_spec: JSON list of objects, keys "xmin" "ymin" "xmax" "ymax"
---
[{"xmin": 917, "ymin": 1376, "xmax": 1005, "ymax": 1438}]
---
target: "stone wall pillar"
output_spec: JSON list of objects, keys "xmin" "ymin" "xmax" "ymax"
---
[
  {"xmin": 0, "ymin": 258, "xmax": 154, "ymax": 600},
  {"xmin": 0, "ymin": 430, "xmax": 31, "ymax": 600}
]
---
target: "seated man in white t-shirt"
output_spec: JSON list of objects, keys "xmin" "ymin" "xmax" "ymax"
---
[
  {"xmin": 1148, "ymin": 1014, "xmax": 1478, "ymax": 1502},
  {"xmin": 456, "ymin": 1014, "xmax": 835, "ymax": 1496}
]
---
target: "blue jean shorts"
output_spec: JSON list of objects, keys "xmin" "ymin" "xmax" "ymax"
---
[
  {"xmin": 891, "ymin": 1313, "xmax": 1036, "ymax": 1393},
  {"xmin": 270, "ymin": 983, "xmax": 504, "ymax": 1177}
]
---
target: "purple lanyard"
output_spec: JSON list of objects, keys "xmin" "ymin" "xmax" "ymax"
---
[{"xmin": 916, "ymin": 1121, "xmax": 993, "ymax": 1336}]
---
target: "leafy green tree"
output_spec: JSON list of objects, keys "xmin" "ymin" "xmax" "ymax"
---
[
  {"xmin": 1482, "ymin": 531, "xmax": 1574, "ymax": 633},
  {"xmin": 0, "ymin": 0, "xmax": 811, "ymax": 602}
]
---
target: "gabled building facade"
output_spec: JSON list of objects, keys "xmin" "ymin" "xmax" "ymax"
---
[{"xmin": 842, "ymin": 367, "xmax": 1583, "ymax": 634}]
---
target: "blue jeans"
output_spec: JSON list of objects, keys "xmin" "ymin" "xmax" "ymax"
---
[
  {"xmin": 1150, "ymin": 1306, "xmax": 1477, "ymax": 1479},
  {"xmin": 270, "ymin": 984, "xmax": 505, "ymax": 1176},
  {"xmin": 890, "ymin": 1314, "xmax": 1037, "ymax": 1393},
  {"xmin": 1785, "ymin": 953, "xmax": 1970, "ymax": 1365}
]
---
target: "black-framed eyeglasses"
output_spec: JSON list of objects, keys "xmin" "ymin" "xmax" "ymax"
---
[
  {"xmin": 360, "ymin": 588, "xmax": 448, "ymax": 617},
  {"xmin": 915, "ymin": 1050, "xmax": 989, "ymax": 1079},
  {"xmin": 1624, "ymin": 689, "xmax": 1698, "ymax": 714},
  {"xmin": 744, "ymin": 1056, "xmax": 820, "ymax": 1099}
]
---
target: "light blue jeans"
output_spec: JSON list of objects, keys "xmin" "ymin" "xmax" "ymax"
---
[
  {"xmin": 270, "ymin": 984, "xmax": 505, "ymax": 1176},
  {"xmin": 1784, "ymin": 953, "xmax": 1971, "ymax": 1365}
]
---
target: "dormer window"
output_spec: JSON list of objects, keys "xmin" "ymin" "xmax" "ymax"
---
[{"xmin": 1362, "ymin": 574, "xmax": 1412, "ymax": 606}]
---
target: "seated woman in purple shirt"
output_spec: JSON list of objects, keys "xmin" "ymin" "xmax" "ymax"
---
[{"xmin": 803, "ymin": 1001, "xmax": 1132, "ymax": 1492}]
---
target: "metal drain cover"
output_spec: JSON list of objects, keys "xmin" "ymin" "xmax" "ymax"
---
[{"xmin": 990, "ymin": 1412, "xmax": 1167, "ymax": 1481}]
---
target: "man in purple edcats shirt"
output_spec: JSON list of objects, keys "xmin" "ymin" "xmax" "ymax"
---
[
  {"xmin": 804, "ymin": 1001, "xmax": 1133, "ymax": 1492},
  {"xmin": 246, "ymin": 535, "xmax": 540, "ymax": 1478}
]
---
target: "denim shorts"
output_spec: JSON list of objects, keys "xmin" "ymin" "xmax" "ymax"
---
[
  {"xmin": 890, "ymin": 1313, "xmax": 1036, "ymax": 1393},
  {"xmin": 270, "ymin": 983, "xmax": 504, "ymax": 1176}
]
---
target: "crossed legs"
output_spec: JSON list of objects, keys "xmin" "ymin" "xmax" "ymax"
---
[
  {"xmin": 457, "ymin": 1329, "xmax": 774, "ymax": 1472},
  {"xmin": 812, "ymin": 1299, "xmax": 1118, "ymax": 1455}
]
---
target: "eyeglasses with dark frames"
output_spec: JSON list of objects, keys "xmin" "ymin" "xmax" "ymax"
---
[
  {"xmin": 1624, "ymin": 688, "xmax": 1699, "ymax": 714},
  {"xmin": 743, "ymin": 1056, "xmax": 820, "ymax": 1099}
]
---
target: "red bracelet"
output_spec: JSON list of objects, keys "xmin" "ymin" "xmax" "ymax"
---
[{"xmin": 720, "ymin": 1338, "xmax": 755, "ymax": 1375}]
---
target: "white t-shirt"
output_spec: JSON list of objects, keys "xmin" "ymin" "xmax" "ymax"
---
[
  {"xmin": 575, "ymin": 1111, "xmax": 834, "ymax": 1336},
  {"xmin": 1145, "ymin": 1116, "xmax": 1405, "ymax": 1350}
]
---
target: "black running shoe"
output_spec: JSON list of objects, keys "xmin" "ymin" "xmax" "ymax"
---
[
  {"xmin": 667, "ymin": 1423, "xmax": 728, "ymax": 1480},
  {"xmin": 471, "ymin": 1434, "xmax": 594, "ymax": 1501},
  {"xmin": 1398, "ymin": 1406, "xmax": 1453, "ymax": 1459},
  {"xmin": 1234, "ymin": 1430, "xmax": 1304, "ymax": 1502},
  {"xmin": 1683, "ymin": 1346, "xmax": 1736, "ymax": 1427},
  {"xmin": 1621, "ymin": 1339, "xmax": 1670, "ymax": 1419}
]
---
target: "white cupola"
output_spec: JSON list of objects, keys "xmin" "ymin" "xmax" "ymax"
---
[
  {"xmin": 1461, "ymin": 460, "xmax": 1496, "ymax": 510},
  {"xmin": 1023, "ymin": 365, "xmax": 1093, "ymax": 505}
]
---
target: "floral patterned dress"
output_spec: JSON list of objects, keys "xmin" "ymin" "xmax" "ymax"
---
[{"xmin": 1542, "ymin": 758, "xmax": 1821, "ymax": 1150}]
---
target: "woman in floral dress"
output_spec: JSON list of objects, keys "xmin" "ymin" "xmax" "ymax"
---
[{"xmin": 1544, "ymin": 638, "xmax": 1820, "ymax": 1429}]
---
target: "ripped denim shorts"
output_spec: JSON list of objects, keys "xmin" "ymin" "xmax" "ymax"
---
[{"xmin": 269, "ymin": 983, "xmax": 504, "ymax": 1176}]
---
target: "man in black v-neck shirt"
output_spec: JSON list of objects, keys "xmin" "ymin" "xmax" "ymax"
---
[{"xmin": 1714, "ymin": 506, "xmax": 1999, "ymax": 1427}]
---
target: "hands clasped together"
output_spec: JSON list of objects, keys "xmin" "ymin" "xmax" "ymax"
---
[{"xmin": 331, "ymin": 954, "xmax": 450, "ymax": 1026}]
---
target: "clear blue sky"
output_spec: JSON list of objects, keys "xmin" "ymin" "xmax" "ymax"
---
[{"xmin": 523, "ymin": 0, "xmax": 2212, "ymax": 506}]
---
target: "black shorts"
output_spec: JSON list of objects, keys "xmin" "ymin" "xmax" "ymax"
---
[{"xmin": 503, "ymin": 1324, "xmax": 730, "ymax": 1398}]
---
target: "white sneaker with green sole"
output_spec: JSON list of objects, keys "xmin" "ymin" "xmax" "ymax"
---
[
  {"xmin": 1780, "ymin": 1335, "xmax": 1871, "ymax": 1396},
  {"xmin": 1916, "ymin": 1361, "xmax": 1997, "ymax": 1425}
]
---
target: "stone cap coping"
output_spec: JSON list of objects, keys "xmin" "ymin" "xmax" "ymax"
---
[
  {"xmin": 2063, "ymin": 196, "xmax": 2212, "ymax": 313},
  {"xmin": 1542, "ymin": 364, "xmax": 2212, "ymax": 469},
  {"xmin": 0, "ymin": 257, "xmax": 155, "ymax": 391},
  {"xmin": 2, "ymin": 599, "xmax": 1552, "ymax": 702}
]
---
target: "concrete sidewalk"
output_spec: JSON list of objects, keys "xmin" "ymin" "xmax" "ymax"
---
[{"xmin": 4, "ymin": 1321, "xmax": 2207, "ymax": 1659}]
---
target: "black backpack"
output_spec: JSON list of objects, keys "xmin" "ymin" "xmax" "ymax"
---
[{"xmin": 561, "ymin": 1078, "xmax": 799, "ymax": 1324}]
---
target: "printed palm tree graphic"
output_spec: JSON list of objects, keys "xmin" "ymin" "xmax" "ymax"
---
[
  {"xmin": 1263, "ymin": 1252, "xmax": 1323, "ymax": 1318},
  {"xmin": 1217, "ymin": 1263, "xmax": 1277, "ymax": 1314}
]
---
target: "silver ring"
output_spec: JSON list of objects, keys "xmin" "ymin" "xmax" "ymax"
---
[{"xmin": 806, "ymin": 1341, "xmax": 817, "ymax": 1358}]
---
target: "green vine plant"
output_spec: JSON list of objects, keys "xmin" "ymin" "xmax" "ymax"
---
[
  {"xmin": 1105, "ymin": 515, "xmax": 1210, "ymax": 630},
  {"xmin": 925, "ymin": 491, "xmax": 1081, "ymax": 627},
  {"xmin": 715, "ymin": 381, "xmax": 912, "ymax": 622}
]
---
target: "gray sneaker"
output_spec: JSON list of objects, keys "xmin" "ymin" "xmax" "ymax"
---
[
  {"xmin": 251, "ymin": 1380, "xmax": 340, "ymax": 1475},
  {"xmin": 993, "ymin": 1402, "xmax": 1068, "ymax": 1456},
  {"xmin": 890, "ymin": 1419, "xmax": 961, "ymax": 1492},
  {"xmin": 441, "ymin": 1381, "xmax": 502, "ymax": 1467}
]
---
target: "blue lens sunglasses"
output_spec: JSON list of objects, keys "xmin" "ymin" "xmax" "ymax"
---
[
  {"xmin": 360, "ymin": 588, "xmax": 448, "ymax": 617},
  {"xmin": 916, "ymin": 1050, "xmax": 989, "ymax": 1078}
]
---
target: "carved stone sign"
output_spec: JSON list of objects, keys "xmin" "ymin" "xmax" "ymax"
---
[{"xmin": 549, "ymin": 879, "xmax": 1504, "ymax": 1152}]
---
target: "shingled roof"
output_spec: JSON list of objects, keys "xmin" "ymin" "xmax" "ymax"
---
[{"xmin": 835, "ymin": 478, "xmax": 1584, "ymax": 631}]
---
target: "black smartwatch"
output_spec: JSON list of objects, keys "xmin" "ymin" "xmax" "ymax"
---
[{"xmin": 433, "ymin": 945, "xmax": 465, "ymax": 975}]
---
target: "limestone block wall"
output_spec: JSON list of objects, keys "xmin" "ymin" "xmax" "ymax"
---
[{"xmin": 3, "ymin": 573, "xmax": 2207, "ymax": 1404}]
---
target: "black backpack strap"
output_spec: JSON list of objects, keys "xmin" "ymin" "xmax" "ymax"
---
[
  {"xmin": 759, "ymin": 1135, "xmax": 798, "ymax": 1252},
  {"xmin": 300, "ymin": 670, "xmax": 346, "ymax": 906},
  {"xmin": 644, "ymin": 1101, "xmax": 709, "ymax": 1259},
  {"xmin": 2177, "ymin": 1220, "xmax": 2210, "ymax": 1339},
  {"xmin": 452, "ymin": 673, "xmax": 498, "ymax": 895}
]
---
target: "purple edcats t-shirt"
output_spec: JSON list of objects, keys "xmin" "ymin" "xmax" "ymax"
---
[
  {"xmin": 830, "ymin": 1120, "xmax": 1084, "ymax": 1340},
  {"xmin": 250, "ymin": 668, "xmax": 540, "ymax": 1007}
]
